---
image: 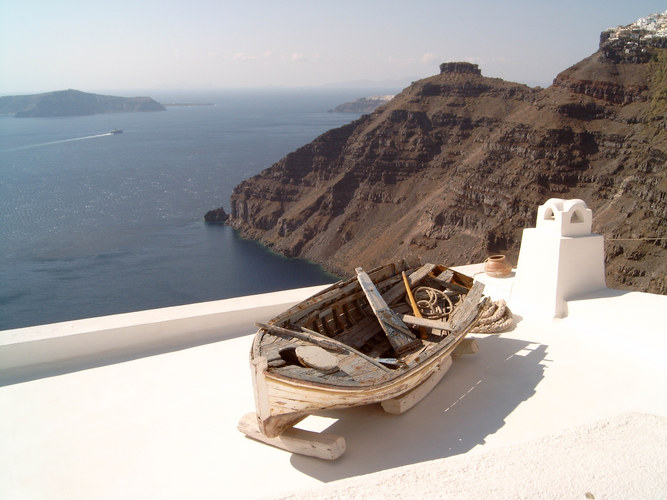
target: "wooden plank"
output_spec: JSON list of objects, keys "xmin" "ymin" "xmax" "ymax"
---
[
  {"xmin": 403, "ymin": 271, "xmax": 428, "ymax": 339},
  {"xmin": 299, "ymin": 326, "xmax": 392, "ymax": 373},
  {"xmin": 356, "ymin": 267, "xmax": 421, "ymax": 356},
  {"xmin": 314, "ymin": 317, "xmax": 327, "ymax": 335},
  {"xmin": 332, "ymin": 306, "xmax": 347, "ymax": 331},
  {"xmin": 305, "ymin": 318, "xmax": 318, "ymax": 333},
  {"xmin": 380, "ymin": 356, "xmax": 453, "ymax": 414},
  {"xmin": 317, "ymin": 312, "xmax": 334, "ymax": 336},
  {"xmin": 256, "ymin": 322, "xmax": 347, "ymax": 353},
  {"xmin": 363, "ymin": 335, "xmax": 393, "ymax": 358},
  {"xmin": 256, "ymin": 322, "xmax": 392, "ymax": 373},
  {"xmin": 449, "ymin": 281, "xmax": 485, "ymax": 333},
  {"xmin": 332, "ymin": 315, "xmax": 382, "ymax": 349},
  {"xmin": 383, "ymin": 263, "xmax": 437, "ymax": 305},
  {"xmin": 272, "ymin": 363, "xmax": 363, "ymax": 387},
  {"xmin": 336, "ymin": 355, "xmax": 390, "ymax": 384},
  {"xmin": 250, "ymin": 357, "xmax": 270, "ymax": 424},
  {"xmin": 269, "ymin": 265, "xmax": 402, "ymax": 326},
  {"xmin": 432, "ymin": 269, "xmax": 470, "ymax": 294},
  {"xmin": 400, "ymin": 314, "xmax": 453, "ymax": 332},
  {"xmin": 342, "ymin": 302, "xmax": 362, "ymax": 323},
  {"xmin": 238, "ymin": 412, "xmax": 346, "ymax": 460}
]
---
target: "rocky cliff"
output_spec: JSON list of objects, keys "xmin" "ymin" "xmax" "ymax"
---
[
  {"xmin": 225, "ymin": 12, "xmax": 667, "ymax": 294},
  {"xmin": 0, "ymin": 89, "xmax": 166, "ymax": 117}
]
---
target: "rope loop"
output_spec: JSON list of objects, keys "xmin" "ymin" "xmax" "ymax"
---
[{"xmin": 411, "ymin": 286, "xmax": 454, "ymax": 320}]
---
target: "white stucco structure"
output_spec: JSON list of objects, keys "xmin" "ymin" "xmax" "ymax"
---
[
  {"xmin": 511, "ymin": 198, "xmax": 606, "ymax": 318},
  {"xmin": 1, "ymin": 199, "xmax": 666, "ymax": 499},
  {"xmin": 0, "ymin": 285, "xmax": 328, "ymax": 385}
]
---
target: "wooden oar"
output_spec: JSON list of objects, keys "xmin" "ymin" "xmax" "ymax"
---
[{"xmin": 402, "ymin": 271, "xmax": 428, "ymax": 339}]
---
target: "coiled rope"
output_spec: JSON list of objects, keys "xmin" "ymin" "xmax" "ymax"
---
[
  {"xmin": 411, "ymin": 287, "xmax": 454, "ymax": 320},
  {"xmin": 472, "ymin": 299, "xmax": 514, "ymax": 333},
  {"xmin": 407, "ymin": 286, "xmax": 514, "ymax": 333}
]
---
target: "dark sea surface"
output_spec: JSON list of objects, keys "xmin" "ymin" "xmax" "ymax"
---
[{"xmin": 0, "ymin": 89, "xmax": 373, "ymax": 330}]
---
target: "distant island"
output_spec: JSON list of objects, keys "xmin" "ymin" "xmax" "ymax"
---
[
  {"xmin": 163, "ymin": 102, "xmax": 215, "ymax": 107},
  {"xmin": 0, "ymin": 89, "xmax": 166, "ymax": 117},
  {"xmin": 329, "ymin": 95, "xmax": 394, "ymax": 113}
]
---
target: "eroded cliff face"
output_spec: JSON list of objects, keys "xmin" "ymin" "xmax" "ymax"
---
[{"xmin": 226, "ymin": 16, "xmax": 667, "ymax": 294}]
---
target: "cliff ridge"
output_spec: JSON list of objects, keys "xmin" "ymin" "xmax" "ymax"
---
[{"xmin": 224, "ymin": 12, "xmax": 667, "ymax": 294}]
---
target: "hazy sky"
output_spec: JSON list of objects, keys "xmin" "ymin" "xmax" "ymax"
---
[{"xmin": 1, "ymin": 0, "xmax": 665, "ymax": 94}]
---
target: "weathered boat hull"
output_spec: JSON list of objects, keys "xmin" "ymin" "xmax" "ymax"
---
[
  {"xmin": 254, "ymin": 331, "xmax": 464, "ymax": 437},
  {"xmin": 247, "ymin": 261, "xmax": 486, "ymax": 439}
]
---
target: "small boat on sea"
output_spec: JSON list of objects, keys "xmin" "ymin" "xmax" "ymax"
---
[
  {"xmin": 238, "ymin": 259, "xmax": 488, "ymax": 459},
  {"xmin": 110, "ymin": 129, "xmax": 123, "ymax": 134}
]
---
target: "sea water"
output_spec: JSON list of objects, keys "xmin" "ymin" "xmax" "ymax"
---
[{"xmin": 0, "ymin": 89, "xmax": 374, "ymax": 330}]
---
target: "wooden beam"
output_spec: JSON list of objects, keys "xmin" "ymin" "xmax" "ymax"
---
[
  {"xmin": 356, "ymin": 267, "xmax": 421, "ymax": 356},
  {"xmin": 400, "ymin": 314, "xmax": 453, "ymax": 331},
  {"xmin": 299, "ymin": 326, "xmax": 392, "ymax": 373},
  {"xmin": 402, "ymin": 271, "xmax": 428, "ymax": 339},
  {"xmin": 256, "ymin": 322, "xmax": 346, "ymax": 352},
  {"xmin": 331, "ymin": 315, "xmax": 381, "ymax": 350},
  {"xmin": 250, "ymin": 357, "xmax": 271, "ymax": 425},
  {"xmin": 238, "ymin": 412, "xmax": 346, "ymax": 460},
  {"xmin": 383, "ymin": 263, "xmax": 437, "ymax": 305},
  {"xmin": 449, "ymin": 281, "xmax": 486, "ymax": 333},
  {"xmin": 432, "ymin": 269, "xmax": 470, "ymax": 294}
]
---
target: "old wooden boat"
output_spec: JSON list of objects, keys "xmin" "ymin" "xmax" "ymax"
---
[{"xmin": 238, "ymin": 259, "xmax": 487, "ymax": 459}]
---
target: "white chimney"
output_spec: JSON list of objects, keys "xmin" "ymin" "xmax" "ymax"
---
[{"xmin": 510, "ymin": 199, "xmax": 607, "ymax": 318}]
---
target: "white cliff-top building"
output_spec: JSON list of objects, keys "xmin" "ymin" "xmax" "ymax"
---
[{"xmin": 605, "ymin": 10, "xmax": 667, "ymax": 40}]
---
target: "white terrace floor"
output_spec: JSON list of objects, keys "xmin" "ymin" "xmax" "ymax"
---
[{"xmin": 1, "ymin": 262, "xmax": 666, "ymax": 499}]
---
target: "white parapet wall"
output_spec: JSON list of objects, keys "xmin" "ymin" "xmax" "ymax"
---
[
  {"xmin": 510, "ymin": 198, "xmax": 607, "ymax": 319},
  {"xmin": 0, "ymin": 284, "xmax": 330, "ymax": 385}
]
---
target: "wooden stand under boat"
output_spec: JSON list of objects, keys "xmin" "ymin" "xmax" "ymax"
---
[
  {"xmin": 238, "ymin": 260, "xmax": 486, "ymax": 459},
  {"xmin": 237, "ymin": 412, "xmax": 346, "ymax": 460}
]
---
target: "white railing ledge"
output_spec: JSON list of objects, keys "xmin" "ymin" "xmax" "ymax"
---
[{"xmin": 0, "ymin": 284, "xmax": 330, "ymax": 385}]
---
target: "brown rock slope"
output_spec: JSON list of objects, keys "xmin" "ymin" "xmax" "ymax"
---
[{"xmin": 226, "ymin": 19, "xmax": 667, "ymax": 294}]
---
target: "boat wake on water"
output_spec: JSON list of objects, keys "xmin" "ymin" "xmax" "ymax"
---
[{"xmin": 1, "ymin": 131, "xmax": 120, "ymax": 153}]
